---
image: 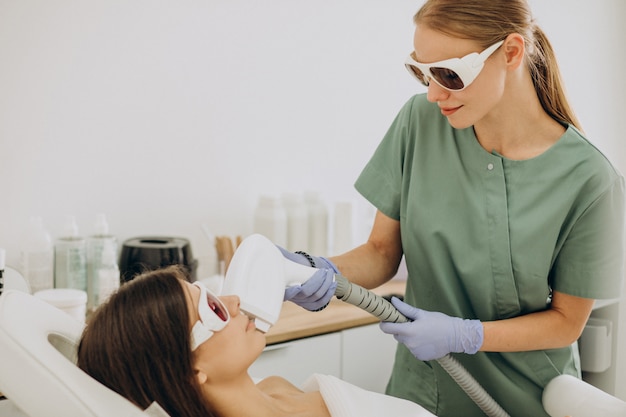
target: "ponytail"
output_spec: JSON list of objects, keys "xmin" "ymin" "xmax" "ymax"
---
[{"xmin": 528, "ymin": 26, "xmax": 582, "ymax": 131}]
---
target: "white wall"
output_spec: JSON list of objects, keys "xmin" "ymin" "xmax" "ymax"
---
[
  {"xmin": 0, "ymin": 0, "xmax": 624, "ymax": 398},
  {"xmin": 528, "ymin": 0, "xmax": 626, "ymax": 400},
  {"xmin": 0, "ymin": 0, "xmax": 419, "ymax": 268}
]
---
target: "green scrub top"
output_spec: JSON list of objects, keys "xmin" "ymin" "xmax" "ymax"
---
[{"xmin": 354, "ymin": 94, "xmax": 625, "ymax": 417}]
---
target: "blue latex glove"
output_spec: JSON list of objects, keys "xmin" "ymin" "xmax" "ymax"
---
[
  {"xmin": 278, "ymin": 246, "xmax": 339, "ymax": 311},
  {"xmin": 283, "ymin": 268, "xmax": 337, "ymax": 311},
  {"xmin": 379, "ymin": 297, "xmax": 483, "ymax": 361}
]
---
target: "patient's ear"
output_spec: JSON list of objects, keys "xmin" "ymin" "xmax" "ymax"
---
[
  {"xmin": 192, "ymin": 353, "xmax": 212, "ymax": 385},
  {"xmin": 195, "ymin": 369, "xmax": 208, "ymax": 385}
]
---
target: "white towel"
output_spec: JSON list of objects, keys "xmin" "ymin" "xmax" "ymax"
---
[{"xmin": 302, "ymin": 374, "xmax": 435, "ymax": 417}]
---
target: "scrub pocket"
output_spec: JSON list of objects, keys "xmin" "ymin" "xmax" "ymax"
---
[
  {"xmin": 386, "ymin": 344, "xmax": 438, "ymax": 414},
  {"xmin": 501, "ymin": 344, "xmax": 580, "ymax": 387}
]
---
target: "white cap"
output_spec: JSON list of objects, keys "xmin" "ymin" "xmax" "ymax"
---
[
  {"xmin": 258, "ymin": 195, "xmax": 283, "ymax": 208},
  {"xmin": 282, "ymin": 192, "xmax": 303, "ymax": 205},
  {"xmin": 63, "ymin": 216, "xmax": 79, "ymax": 238},
  {"xmin": 27, "ymin": 216, "xmax": 52, "ymax": 249},
  {"xmin": 303, "ymin": 190, "xmax": 321, "ymax": 202},
  {"xmin": 101, "ymin": 241, "xmax": 117, "ymax": 265},
  {"xmin": 93, "ymin": 213, "xmax": 109, "ymax": 235}
]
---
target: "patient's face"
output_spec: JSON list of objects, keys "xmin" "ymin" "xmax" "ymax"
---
[{"xmin": 182, "ymin": 280, "xmax": 266, "ymax": 381}]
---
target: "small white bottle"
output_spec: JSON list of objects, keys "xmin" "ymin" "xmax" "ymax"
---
[
  {"xmin": 86, "ymin": 214, "xmax": 117, "ymax": 309},
  {"xmin": 20, "ymin": 217, "xmax": 54, "ymax": 293},
  {"xmin": 304, "ymin": 191, "xmax": 328, "ymax": 256},
  {"xmin": 95, "ymin": 240, "xmax": 120, "ymax": 306},
  {"xmin": 282, "ymin": 192, "xmax": 309, "ymax": 252},
  {"xmin": 55, "ymin": 216, "xmax": 87, "ymax": 291},
  {"xmin": 333, "ymin": 201, "xmax": 355, "ymax": 255},
  {"xmin": 253, "ymin": 195, "xmax": 288, "ymax": 247}
]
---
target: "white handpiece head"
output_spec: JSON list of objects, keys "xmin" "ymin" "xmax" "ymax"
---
[
  {"xmin": 283, "ymin": 256, "xmax": 319, "ymax": 287},
  {"xmin": 222, "ymin": 234, "xmax": 316, "ymax": 333}
]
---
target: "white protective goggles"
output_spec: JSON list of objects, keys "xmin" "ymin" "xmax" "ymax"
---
[
  {"xmin": 190, "ymin": 282, "xmax": 230, "ymax": 351},
  {"xmin": 404, "ymin": 40, "xmax": 504, "ymax": 91}
]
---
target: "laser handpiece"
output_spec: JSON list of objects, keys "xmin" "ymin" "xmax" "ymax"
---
[{"xmin": 333, "ymin": 274, "xmax": 511, "ymax": 417}]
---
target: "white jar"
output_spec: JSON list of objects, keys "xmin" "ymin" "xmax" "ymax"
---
[
  {"xmin": 35, "ymin": 288, "xmax": 87, "ymax": 322},
  {"xmin": 20, "ymin": 217, "xmax": 54, "ymax": 294},
  {"xmin": 304, "ymin": 191, "xmax": 328, "ymax": 256},
  {"xmin": 86, "ymin": 214, "xmax": 118, "ymax": 309},
  {"xmin": 253, "ymin": 195, "xmax": 288, "ymax": 247},
  {"xmin": 54, "ymin": 216, "xmax": 87, "ymax": 291},
  {"xmin": 282, "ymin": 193, "xmax": 309, "ymax": 252},
  {"xmin": 95, "ymin": 240, "xmax": 120, "ymax": 307},
  {"xmin": 333, "ymin": 201, "xmax": 355, "ymax": 255}
]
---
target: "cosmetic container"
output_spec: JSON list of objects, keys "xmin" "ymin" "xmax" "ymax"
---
[
  {"xmin": 253, "ymin": 195, "xmax": 288, "ymax": 247},
  {"xmin": 304, "ymin": 191, "xmax": 328, "ymax": 256},
  {"xmin": 20, "ymin": 217, "xmax": 54, "ymax": 294},
  {"xmin": 333, "ymin": 201, "xmax": 355, "ymax": 255},
  {"xmin": 54, "ymin": 216, "xmax": 87, "ymax": 291},
  {"xmin": 282, "ymin": 192, "xmax": 309, "ymax": 252},
  {"xmin": 95, "ymin": 241, "xmax": 119, "ymax": 306},
  {"xmin": 86, "ymin": 214, "xmax": 117, "ymax": 309}
]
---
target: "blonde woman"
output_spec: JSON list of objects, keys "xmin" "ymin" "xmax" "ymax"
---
[{"xmin": 280, "ymin": 1, "xmax": 625, "ymax": 416}]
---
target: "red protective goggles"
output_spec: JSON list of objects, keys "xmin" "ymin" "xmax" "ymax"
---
[{"xmin": 190, "ymin": 282, "xmax": 230, "ymax": 351}]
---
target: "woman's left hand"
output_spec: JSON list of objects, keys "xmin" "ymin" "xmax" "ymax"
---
[
  {"xmin": 283, "ymin": 268, "xmax": 337, "ymax": 311},
  {"xmin": 379, "ymin": 297, "xmax": 484, "ymax": 361}
]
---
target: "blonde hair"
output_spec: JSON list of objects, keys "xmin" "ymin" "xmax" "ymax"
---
[{"xmin": 414, "ymin": 0, "xmax": 582, "ymax": 131}]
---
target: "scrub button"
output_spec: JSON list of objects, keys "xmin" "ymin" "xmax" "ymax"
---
[{"xmin": 487, "ymin": 163, "xmax": 494, "ymax": 171}]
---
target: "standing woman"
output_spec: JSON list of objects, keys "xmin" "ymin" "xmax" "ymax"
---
[{"xmin": 281, "ymin": 1, "xmax": 625, "ymax": 416}]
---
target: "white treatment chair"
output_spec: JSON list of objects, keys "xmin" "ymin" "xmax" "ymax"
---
[
  {"xmin": 0, "ymin": 289, "xmax": 169, "ymax": 417},
  {"xmin": 1, "ymin": 288, "xmax": 625, "ymax": 417}
]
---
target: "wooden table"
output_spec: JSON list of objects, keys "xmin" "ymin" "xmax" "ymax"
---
[{"xmin": 265, "ymin": 280, "xmax": 406, "ymax": 345}]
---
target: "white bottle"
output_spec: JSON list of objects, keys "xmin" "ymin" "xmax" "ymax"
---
[
  {"xmin": 95, "ymin": 240, "xmax": 120, "ymax": 306},
  {"xmin": 333, "ymin": 201, "xmax": 355, "ymax": 255},
  {"xmin": 304, "ymin": 191, "xmax": 328, "ymax": 256},
  {"xmin": 253, "ymin": 195, "xmax": 288, "ymax": 247},
  {"xmin": 87, "ymin": 214, "xmax": 118, "ymax": 309},
  {"xmin": 20, "ymin": 217, "xmax": 54, "ymax": 293},
  {"xmin": 282, "ymin": 192, "xmax": 309, "ymax": 252},
  {"xmin": 55, "ymin": 216, "xmax": 87, "ymax": 291}
]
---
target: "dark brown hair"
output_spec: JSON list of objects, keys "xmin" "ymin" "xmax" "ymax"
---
[
  {"xmin": 414, "ymin": 0, "xmax": 582, "ymax": 131},
  {"xmin": 77, "ymin": 265, "xmax": 218, "ymax": 417}
]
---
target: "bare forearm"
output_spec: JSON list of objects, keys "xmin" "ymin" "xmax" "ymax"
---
[
  {"xmin": 329, "ymin": 242, "xmax": 401, "ymax": 289},
  {"xmin": 329, "ymin": 210, "xmax": 403, "ymax": 289},
  {"xmin": 481, "ymin": 292, "xmax": 594, "ymax": 352}
]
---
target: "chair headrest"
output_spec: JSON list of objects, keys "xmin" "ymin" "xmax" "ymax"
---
[
  {"xmin": 0, "ymin": 290, "xmax": 162, "ymax": 417},
  {"xmin": 542, "ymin": 374, "xmax": 626, "ymax": 417}
]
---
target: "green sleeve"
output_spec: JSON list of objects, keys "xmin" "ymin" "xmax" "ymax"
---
[
  {"xmin": 551, "ymin": 175, "xmax": 625, "ymax": 299},
  {"xmin": 354, "ymin": 96, "xmax": 419, "ymax": 221}
]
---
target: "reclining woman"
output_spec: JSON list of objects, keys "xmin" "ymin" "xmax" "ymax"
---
[{"xmin": 77, "ymin": 265, "xmax": 430, "ymax": 417}]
